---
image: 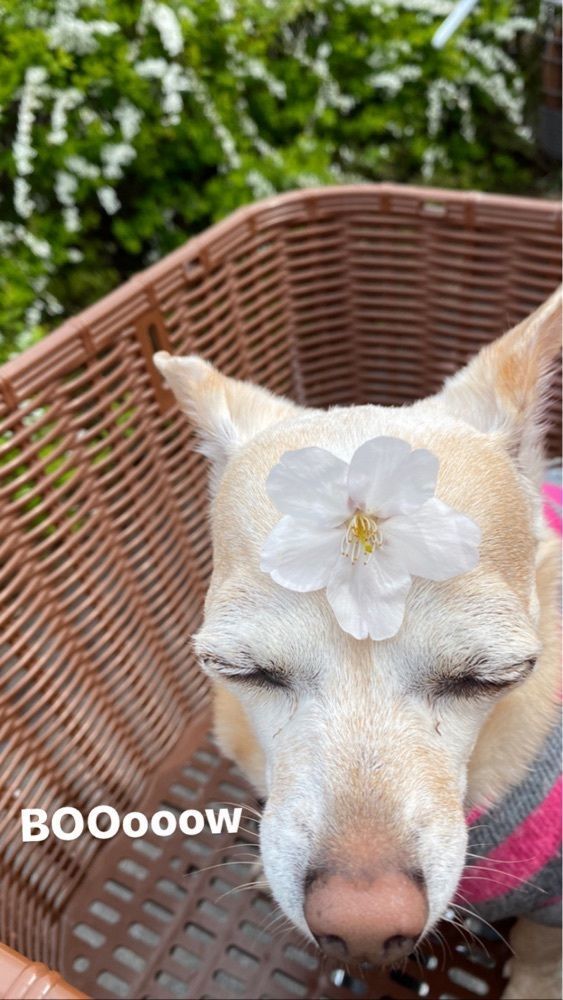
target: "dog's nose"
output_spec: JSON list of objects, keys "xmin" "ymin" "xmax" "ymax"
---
[{"xmin": 304, "ymin": 869, "xmax": 427, "ymax": 965}]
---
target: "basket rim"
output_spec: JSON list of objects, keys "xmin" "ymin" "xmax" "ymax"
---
[{"xmin": 0, "ymin": 182, "xmax": 561, "ymax": 401}]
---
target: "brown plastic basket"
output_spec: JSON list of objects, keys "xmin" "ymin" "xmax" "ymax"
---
[{"xmin": 0, "ymin": 184, "xmax": 561, "ymax": 1000}]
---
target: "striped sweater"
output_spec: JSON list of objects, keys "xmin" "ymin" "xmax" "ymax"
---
[
  {"xmin": 456, "ymin": 480, "xmax": 562, "ymax": 928},
  {"xmin": 459, "ymin": 721, "xmax": 561, "ymax": 926}
]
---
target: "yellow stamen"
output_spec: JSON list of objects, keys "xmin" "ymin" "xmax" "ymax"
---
[{"xmin": 341, "ymin": 512, "xmax": 383, "ymax": 564}]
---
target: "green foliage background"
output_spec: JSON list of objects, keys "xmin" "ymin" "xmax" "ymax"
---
[{"xmin": 0, "ymin": 0, "xmax": 558, "ymax": 359}]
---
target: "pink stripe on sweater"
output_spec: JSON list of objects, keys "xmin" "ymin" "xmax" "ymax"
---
[
  {"xmin": 465, "ymin": 806, "xmax": 484, "ymax": 827},
  {"xmin": 457, "ymin": 776, "xmax": 562, "ymax": 904},
  {"xmin": 542, "ymin": 484, "xmax": 562, "ymax": 536}
]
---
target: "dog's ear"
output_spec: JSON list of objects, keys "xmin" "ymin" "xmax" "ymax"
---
[
  {"xmin": 154, "ymin": 352, "xmax": 299, "ymax": 489},
  {"xmin": 438, "ymin": 286, "xmax": 562, "ymax": 480}
]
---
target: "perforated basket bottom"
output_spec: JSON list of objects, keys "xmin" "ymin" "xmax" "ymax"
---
[{"xmin": 59, "ymin": 736, "xmax": 510, "ymax": 1000}]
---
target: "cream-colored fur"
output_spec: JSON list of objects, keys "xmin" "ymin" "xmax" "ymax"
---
[
  {"xmin": 154, "ymin": 286, "xmax": 562, "ymax": 1000},
  {"xmin": 502, "ymin": 919, "xmax": 562, "ymax": 1000}
]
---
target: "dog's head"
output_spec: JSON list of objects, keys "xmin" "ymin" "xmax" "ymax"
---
[{"xmin": 155, "ymin": 288, "xmax": 561, "ymax": 965}]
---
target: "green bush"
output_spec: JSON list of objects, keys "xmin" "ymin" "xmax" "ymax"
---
[{"xmin": 0, "ymin": 0, "xmax": 554, "ymax": 358}]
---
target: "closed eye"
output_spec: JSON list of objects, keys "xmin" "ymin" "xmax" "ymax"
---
[
  {"xmin": 433, "ymin": 658, "xmax": 536, "ymax": 700},
  {"xmin": 200, "ymin": 656, "xmax": 291, "ymax": 691},
  {"xmin": 224, "ymin": 667, "xmax": 291, "ymax": 691}
]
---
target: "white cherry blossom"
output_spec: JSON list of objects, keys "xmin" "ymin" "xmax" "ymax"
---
[{"xmin": 260, "ymin": 437, "xmax": 481, "ymax": 641}]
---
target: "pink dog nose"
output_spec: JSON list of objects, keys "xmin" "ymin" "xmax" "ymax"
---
[{"xmin": 304, "ymin": 869, "xmax": 428, "ymax": 965}]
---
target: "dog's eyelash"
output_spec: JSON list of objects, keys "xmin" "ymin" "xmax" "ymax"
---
[
  {"xmin": 434, "ymin": 658, "xmax": 536, "ymax": 700},
  {"xmin": 200, "ymin": 656, "xmax": 290, "ymax": 691},
  {"xmin": 434, "ymin": 675, "xmax": 511, "ymax": 699},
  {"xmin": 225, "ymin": 668, "xmax": 290, "ymax": 690}
]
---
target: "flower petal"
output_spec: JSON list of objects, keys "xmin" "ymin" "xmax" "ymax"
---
[
  {"xmin": 266, "ymin": 447, "xmax": 350, "ymax": 526},
  {"xmin": 384, "ymin": 498, "xmax": 481, "ymax": 582},
  {"xmin": 347, "ymin": 437, "xmax": 439, "ymax": 516},
  {"xmin": 325, "ymin": 546, "xmax": 412, "ymax": 640},
  {"xmin": 260, "ymin": 515, "xmax": 341, "ymax": 592}
]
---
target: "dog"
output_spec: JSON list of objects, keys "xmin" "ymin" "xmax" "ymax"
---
[{"xmin": 154, "ymin": 286, "xmax": 562, "ymax": 1000}]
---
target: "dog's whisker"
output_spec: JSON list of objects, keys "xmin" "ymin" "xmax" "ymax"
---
[
  {"xmin": 216, "ymin": 847, "xmax": 260, "ymax": 859},
  {"xmin": 254, "ymin": 902, "xmax": 283, "ymax": 934},
  {"xmin": 261, "ymin": 906, "xmax": 292, "ymax": 938},
  {"xmin": 450, "ymin": 899, "xmax": 514, "ymax": 955},
  {"xmin": 191, "ymin": 840, "xmax": 260, "ymax": 859},
  {"xmin": 443, "ymin": 913, "xmax": 486, "ymax": 958},
  {"xmin": 183, "ymin": 859, "xmax": 262, "ymax": 879},
  {"xmin": 218, "ymin": 853, "xmax": 262, "ymax": 865},
  {"xmin": 280, "ymin": 920, "xmax": 315, "ymax": 959},
  {"xmin": 221, "ymin": 841, "xmax": 260, "ymax": 853},
  {"xmin": 274, "ymin": 919, "xmax": 299, "ymax": 948},
  {"xmin": 444, "ymin": 911, "xmax": 488, "ymax": 956},
  {"xmin": 262, "ymin": 907, "xmax": 288, "ymax": 931},
  {"xmin": 465, "ymin": 850, "xmax": 542, "ymax": 866},
  {"xmin": 427, "ymin": 925, "xmax": 450, "ymax": 967},
  {"xmin": 267, "ymin": 919, "xmax": 295, "ymax": 948},
  {"xmin": 236, "ymin": 824, "xmax": 261, "ymax": 839},
  {"xmin": 462, "ymin": 873, "xmax": 546, "ymax": 893},
  {"xmin": 410, "ymin": 942, "xmax": 425, "ymax": 976},
  {"xmin": 458, "ymin": 870, "xmax": 547, "ymax": 893},
  {"xmin": 215, "ymin": 879, "xmax": 270, "ymax": 903},
  {"xmin": 213, "ymin": 799, "xmax": 263, "ymax": 821}
]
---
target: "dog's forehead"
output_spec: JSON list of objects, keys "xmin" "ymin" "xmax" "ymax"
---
[
  {"xmin": 213, "ymin": 402, "xmax": 535, "ymax": 585},
  {"xmin": 201, "ymin": 404, "xmax": 539, "ymax": 671}
]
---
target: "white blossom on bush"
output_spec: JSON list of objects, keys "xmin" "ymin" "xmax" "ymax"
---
[
  {"xmin": 14, "ymin": 178, "xmax": 35, "ymax": 219},
  {"xmin": 13, "ymin": 66, "xmax": 49, "ymax": 186},
  {"xmin": 183, "ymin": 67, "xmax": 241, "ymax": 168},
  {"xmin": 48, "ymin": 88, "xmax": 83, "ymax": 144},
  {"xmin": 283, "ymin": 26, "xmax": 356, "ymax": 122},
  {"xmin": 55, "ymin": 170, "xmax": 79, "ymax": 208},
  {"xmin": 47, "ymin": 0, "xmax": 119, "ymax": 54},
  {"xmin": 218, "ymin": 0, "xmax": 235, "ymax": 20},
  {"xmin": 492, "ymin": 16, "xmax": 536, "ymax": 41},
  {"xmin": 0, "ymin": 222, "xmax": 50, "ymax": 260},
  {"xmin": 101, "ymin": 142, "xmax": 137, "ymax": 180},
  {"xmin": 427, "ymin": 79, "xmax": 460, "ymax": 138},
  {"xmin": 136, "ymin": 57, "xmax": 195, "ymax": 123},
  {"xmin": 66, "ymin": 155, "xmax": 101, "ymax": 180},
  {"xmin": 369, "ymin": 66, "xmax": 422, "ymax": 96},
  {"xmin": 98, "ymin": 186, "xmax": 121, "ymax": 215},
  {"xmin": 63, "ymin": 206, "xmax": 80, "ymax": 233},
  {"xmin": 140, "ymin": 0, "xmax": 184, "ymax": 57},
  {"xmin": 114, "ymin": 101, "xmax": 143, "ymax": 142},
  {"xmin": 421, "ymin": 143, "xmax": 449, "ymax": 180},
  {"xmin": 246, "ymin": 169, "xmax": 276, "ymax": 199},
  {"xmin": 236, "ymin": 98, "xmax": 280, "ymax": 162}
]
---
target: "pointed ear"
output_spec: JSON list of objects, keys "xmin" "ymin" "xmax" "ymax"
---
[
  {"xmin": 154, "ymin": 352, "xmax": 299, "ymax": 490},
  {"xmin": 438, "ymin": 287, "xmax": 562, "ymax": 479}
]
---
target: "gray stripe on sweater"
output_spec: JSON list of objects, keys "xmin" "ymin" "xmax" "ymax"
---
[
  {"xmin": 463, "ymin": 720, "xmax": 561, "ymax": 926},
  {"xmin": 529, "ymin": 900, "xmax": 562, "ymax": 926},
  {"xmin": 467, "ymin": 717, "xmax": 562, "ymax": 857}
]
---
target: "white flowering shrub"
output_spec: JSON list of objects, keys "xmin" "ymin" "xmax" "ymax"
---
[{"xmin": 0, "ymin": 0, "xmax": 549, "ymax": 355}]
